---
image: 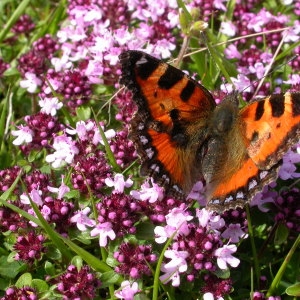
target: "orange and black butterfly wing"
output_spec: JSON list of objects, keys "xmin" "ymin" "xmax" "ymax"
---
[
  {"xmin": 119, "ymin": 50, "xmax": 216, "ymax": 196},
  {"xmin": 207, "ymin": 92, "xmax": 300, "ymax": 213},
  {"xmin": 241, "ymin": 92, "xmax": 300, "ymax": 168}
]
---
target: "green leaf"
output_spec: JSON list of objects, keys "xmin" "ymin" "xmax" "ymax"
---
[
  {"xmin": 99, "ymin": 271, "xmax": 122, "ymax": 287},
  {"xmin": 136, "ymin": 222, "xmax": 155, "ymax": 240},
  {"xmin": 64, "ymin": 189, "xmax": 80, "ymax": 199},
  {"xmin": 286, "ymin": 282, "xmax": 300, "ymax": 297},
  {"xmin": 61, "ymin": 236, "xmax": 112, "ymax": 271},
  {"xmin": 44, "ymin": 261, "xmax": 56, "ymax": 276},
  {"xmin": 0, "ymin": 0, "xmax": 31, "ymax": 43},
  {"xmin": 76, "ymin": 106, "xmax": 91, "ymax": 120},
  {"xmin": 71, "ymin": 255, "xmax": 83, "ymax": 270},
  {"xmin": 0, "ymin": 256, "xmax": 24, "ymax": 279},
  {"xmin": 31, "ymin": 279, "xmax": 49, "ymax": 293},
  {"xmin": 15, "ymin": 273, "xmax": 32, "ymax": 288},
  {"xmin": 274, "ymin": 223, "xmax": 289, "ymax": 245}
]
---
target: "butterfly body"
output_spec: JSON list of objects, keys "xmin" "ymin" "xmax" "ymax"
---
[{"xmin": 119, "ymin": 50, "xmax": 300, "ymax": 213}]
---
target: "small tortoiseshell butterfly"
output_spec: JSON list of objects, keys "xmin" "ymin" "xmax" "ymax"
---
[{"xmin": 119, "ymin": 50, "xmax": 300, "ymax": 213}]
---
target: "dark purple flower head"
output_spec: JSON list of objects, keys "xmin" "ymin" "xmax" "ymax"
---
[
  {"xmin": 114, "ymin": 243, "xmax": 157, "ymax": 278},
  {"xmin": 18, "ymin": 35, "xmax": 59, "ymax": 76},
  {"xmin": 98, "ymin": 0, "xmax": 130, "ymax": 29},
  {"xmin": 40, "ymin": 68, "xmax": 92, "ymax": 111},
  {"xmin": 289, "ymin": 46, "xmax": 300, "ymax": 71},
  {"xmin": 24, "ymin": 170, "xmax": 52, "ymax": 194},
  {"xmin": 96, "ymin": 193, "xmax": 142, "ymax": 237},
  {"xmin": 114, "ymin": 91, "xmax": 137, "ymax": 125},
  {"xmin": 201, "ymin": 274, "xmax": 232, "ymax": 299},
  {"xmin": 32, "ymin": 34, "xmax": 59, "ymax": 57},
  {"xmin": 54, "ymin": 265, "xmax": 101, "ymax": 299},
  {"xmin": 71, "ymin": 142, "xmax": 111, "ymax": 197},
  {"xmin": 12, "ymin": 14, "xmax": 35, "ymax": 35},
  {"xmin": 273, "ymin": 188, "xmax": 300, "ymax": 233},
  {"xmin": 139, "ymin": 196, "xmax": 183, "ymax": 225},
  {"xmin": 42, "ymin": 196, "xmax": 75, "ymax": 233},
  {"xmin": 14, "ymin": 231, "xmax": 47, "ymax": 265},
  {"xmin": 171, "ymin": 223, "xmax": 222, "ymax": 276},
  {"xmin": 109, "ymin": 129, "xmax": 137, "ymax": 168},
  {"xmin": 18, "ymin": 50, "xmax": 48, "ymax": 76},
  {"xmin": 221, "ymin": 208, "xmax": 247, "ymax": 230},
  {"xmin": 0, "ymin": 206, "xmax": 29, "ymax": 232},
  {"xmin": 189, "ymin": 0, "xmax": 216, "ymax": 22},
  {"xmin": 18, "ymin": 112, "xmax": 63, "ymax": 154},
  {"xmin": 0, "ymin": 166, "xmax": 21, "ymax": 193},
  {"xmin": 1, "ymin": 286, "xmax": 38, "ymax": 300}
]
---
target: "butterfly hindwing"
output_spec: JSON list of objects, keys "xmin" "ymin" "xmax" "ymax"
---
[
  {"xmin": 207, "ymin": 92, "xmax": 300, "ymax": 212},
  {"xmin": 241, "ymin": 92, "xmax": 300, "ymax": 168}
]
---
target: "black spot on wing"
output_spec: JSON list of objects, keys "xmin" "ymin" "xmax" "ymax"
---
[
  {"xmin": 255, "ymin": 101, "xmax": 264, "ymax": 121},
  {"xmin": 158, "ymin": 65, "xmax": 184, "ymax": 89},
  {"xmin": 180, "ymin": 80, "xmax": 195, "ymax": 102},
  {"xmin": 291, "ymin": 93, "xmax": 300, "ymax": 116},
  {"xmin": 135, "ymin": 56, "xmax": 160, "ymax": 80},
  {"xmin": 269, "ymin": 94, "xmax": 284, "ymax": 117},
  {"xmin": 169, "ymin": 108, "xmax": 180, "ymax": 120}
]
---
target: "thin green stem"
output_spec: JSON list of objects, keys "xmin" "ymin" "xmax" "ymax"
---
[
  {"xmin": 246, "ymin": 205, "xmax": 260, "ymax": 287},
  {"xmin": 267, "ymin": 234, "xmax": 300, "ymax": 297}
]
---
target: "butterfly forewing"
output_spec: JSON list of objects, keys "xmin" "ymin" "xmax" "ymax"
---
[{"xmin": 120, "ymin": 50, "xmax": 216, "ymax": 194}]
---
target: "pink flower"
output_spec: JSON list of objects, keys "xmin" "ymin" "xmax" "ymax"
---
[
  {"xmin": 231, "ymin": 74, "xmax": 252, "ymax": 92},
  {"xmin": 20, "ymin": 188, "xmax": 43, "ymax": 206},
  {"xmin": 47, "ymin": 176, "xmax": 70, "ymax": 199},
  {"xmin": 154, "ymin": 206, "xmax": 193, "ymax": 243},
  {"xmin": 130, "ymin": 178, "xmax": 164, "ymax": 203},
  {"xmin": 115, "ymin": 281, "xmax": 140, "ymax": 300},
  {"xmin": 203, "ymin": 292, "xmax": 224, "ymax": 300},
  {"xmin": 279, "ymin": 150, "xmax": 300, "ymax": 180},
  {"xmin": 249, "ymin": 62, "xmax": 266, "ymax": 79},
  {"xmin": 251, "ymin": 185, "xmax": 278, "ymax": 212},
  {"xmin": 196, "ymin": 208, "xmax": 225, "ymax": 230},
  {"xmin": 187, "ymin": 181, "xmax": 206, "ymax": 206},
  {"xmin": 159, "ymin": 250, "xmax": 189, "ymax": 286},
  {"xmin": 105, "ymin": 174, "xmax": 133, "ymax": 194},
  {"xmin": 214, "ymin": 245, "xmax": 240, "ymax": 269},
  {"xmin": 224, "ymin": 44, "xmax": 242, "ymax": 60},
  {"xmin": 70, "ymin": 207, "xmax": 96, "ymax": 231},
  {"xmin": 221, "ymin": 223, "xmax": 248, "ymax": 243},
  {"xmin": 220, "ymin": 21, "xmax": 237, "ymax": 36},
  {"xmin": 283, "ymin": 74, "xmax": 300, "ymax": 86},
  {"xmin": 90, "ymin": 222, "xmax": 116, "ymax": 247}
]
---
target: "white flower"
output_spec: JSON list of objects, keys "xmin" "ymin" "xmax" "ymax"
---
[
  {"xmin": 39, "ymin": 97, "xmax": 63, "ymax": 116},
  {"xmin": 214, "ymin": 244, "xmax": 240, "ymax": 269},
  {"xmin": 20, "ymin": 72, "xmax": 42, "ymax": 93},
  {"xmin": 11, "ymin": 125, "xmax": 34, "ymax": 145},
  {"xmin": 105, "ymin": 174, "xmax": 133, "ymax": 194},
  {"xmin": 45, "ymin": 134, "xmax": 79, "ymax": 168}
]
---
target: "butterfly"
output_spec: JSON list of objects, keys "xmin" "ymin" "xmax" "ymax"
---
[{"xmin": 119, "ymin": 50, "xmax": 300, "ymax": 213}]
